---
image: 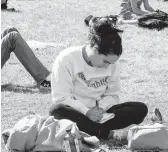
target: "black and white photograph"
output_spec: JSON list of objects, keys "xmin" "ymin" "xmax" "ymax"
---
[{"xmin": 1, "ymin": 0, "xmax": 168, "ymax": 151}]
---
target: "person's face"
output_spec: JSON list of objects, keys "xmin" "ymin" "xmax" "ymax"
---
[{"xmin": 90, "ymin": 48, "xmax": 120, "ymax": 68}]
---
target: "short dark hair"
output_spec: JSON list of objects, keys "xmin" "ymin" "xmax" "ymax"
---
[{"xmin": 85, "ymin": 15, "xmax": 123, "ymax": 56}]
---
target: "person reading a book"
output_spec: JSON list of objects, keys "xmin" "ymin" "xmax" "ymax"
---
[{"xmin": 49, "ymin": 16, "xmax": 148, "ymax": 139}]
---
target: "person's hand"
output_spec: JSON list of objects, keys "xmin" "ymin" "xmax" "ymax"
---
[
  {"xmin": 117, "ymin": 18, "xmax": 124, "ymax": 25},
  {"xmin": 95, "ymin": 107, "xmax": 105, "ymax": 114},
  {"xmin": 86, "ymin": 107, "xmax": 104, "ymax": 122}
]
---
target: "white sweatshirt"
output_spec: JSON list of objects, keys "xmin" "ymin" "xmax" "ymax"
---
[{"xmin": 51, "ymin": 46, "xmax": 121, "ymax": 115}]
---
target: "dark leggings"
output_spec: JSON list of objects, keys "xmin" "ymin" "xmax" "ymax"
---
[{"xmin": 49, "ymin": 102, "xmax": 148, "ymax": 139}]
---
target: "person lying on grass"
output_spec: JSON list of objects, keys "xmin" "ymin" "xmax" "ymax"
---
[
  {"xmin": 1, "ymin": 27, "xmax": 51, "ymax": 88},
  {"xmin": 49, "ymin": 16, "xmax": 148, "ymax": 139},
  {"xmin": 118, "ymin": 0, "xmax": 155, "ymax": 24}
]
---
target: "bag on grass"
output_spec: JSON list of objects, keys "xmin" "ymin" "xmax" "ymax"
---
[
  {"xmin": 138, "ymin": 9, "xmax": 168, "ymax": 31},
  {"xmin": 2, "ymin": 115, "xmax": 100, "ymax": 152},
  {"xmin": 127, "ymin": 123, "xmax": 168, "ymax": 151}
]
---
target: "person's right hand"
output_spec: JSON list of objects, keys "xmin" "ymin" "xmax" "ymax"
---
[{"xmin": 86, "ymin": 107, "xmax": 103, "ymax": 122}]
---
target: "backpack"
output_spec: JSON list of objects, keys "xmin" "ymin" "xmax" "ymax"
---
[
  {"xmin": 2, "ymin": 115, "xmax": 100, "ymax": 152},
  {"xmin": 138, "ymin": 10, "xmax": 168, "ymax": 31}
]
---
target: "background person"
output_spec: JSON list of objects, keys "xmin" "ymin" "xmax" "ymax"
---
[
  {"xmin": 119, "ymin": 0, "xmax": 155, "ymax": 24},
  {"xmin": 1, "ymin": 27, "xmax": 51, "ymax": 88}
]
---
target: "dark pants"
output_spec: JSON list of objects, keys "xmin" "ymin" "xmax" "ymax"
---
[
  {"xmin": 1, "ymin": 27, "xmax": 50, "ymax": 85},
  {"xmin": 49, "ymin": 102, "xmax": 148, "ymax": 139}
]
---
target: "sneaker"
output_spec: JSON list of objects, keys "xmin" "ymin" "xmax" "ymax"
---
[{"xmin": 40, "ymin": 80, "xmax": 51, "ymax": 88}]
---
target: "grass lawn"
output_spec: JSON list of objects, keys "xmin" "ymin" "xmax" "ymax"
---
[{"xmin": 1, "ymin": 0, "xmax": 168, "ymax": 151}]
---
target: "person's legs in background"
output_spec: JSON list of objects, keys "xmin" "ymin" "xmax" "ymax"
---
[
  {"xmin": 118, "ymin": 12, "xmax": 139, "ymax": 25},
  {"xmin": 1, "ymin": 27, "xmax": 51, "ymax": 87}
]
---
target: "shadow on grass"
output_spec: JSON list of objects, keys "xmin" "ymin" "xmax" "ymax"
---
[
  {"xmin": 1, "ymin": 8, "xmax": 21, "ymax": 13},
  {"xmin": 1, "ymin": 83, "xmax": 51, "ymax": 94}
]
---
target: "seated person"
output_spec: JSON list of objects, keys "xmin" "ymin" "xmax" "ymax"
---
[
  {"xmin": 1, "ymin": 27, "xmax": 51, "ymax": 88},
  {"xmin": 49, "ymin": 16, "xmax": 148, "ymax": 139},
  {"xmin": 119, "ymin": 0, "xmax": 155, "ymax": 24}
]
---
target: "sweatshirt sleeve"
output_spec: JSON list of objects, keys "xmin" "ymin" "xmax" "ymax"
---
[
  {"xmin": 99, "ymin": 63, "xmax": 121, "ymax": 111},
  {"xmin": 51, "ymin": 54, "xmax": 90, "ymax": 115}
]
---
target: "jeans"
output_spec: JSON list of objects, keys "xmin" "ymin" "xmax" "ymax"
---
[
  {"xmin": 1, "ymin": 27, "xmax": 50, "ymax": 85},
  {"xmin": 49, "ymin": 102, "xmax": 148, "ymax": 139}
]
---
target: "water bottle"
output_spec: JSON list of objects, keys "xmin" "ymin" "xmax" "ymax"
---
[{"xmin": 63, "ymin": 129, "xmax": 80, "ymax": 152}]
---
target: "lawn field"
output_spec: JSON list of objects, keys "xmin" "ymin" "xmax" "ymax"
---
[{"xmin": 1, "ymin": 0, "xmax": 168, "ymax": 151}]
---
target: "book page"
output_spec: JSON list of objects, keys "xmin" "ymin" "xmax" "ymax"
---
[{"xmin": 99, "ymin": 113, "xmax": 115, "ymax": 124}]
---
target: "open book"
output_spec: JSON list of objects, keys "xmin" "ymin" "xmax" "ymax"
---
[{"xmin": 99, "ymin": 113, "xmax": 115, "ymax": 124}]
